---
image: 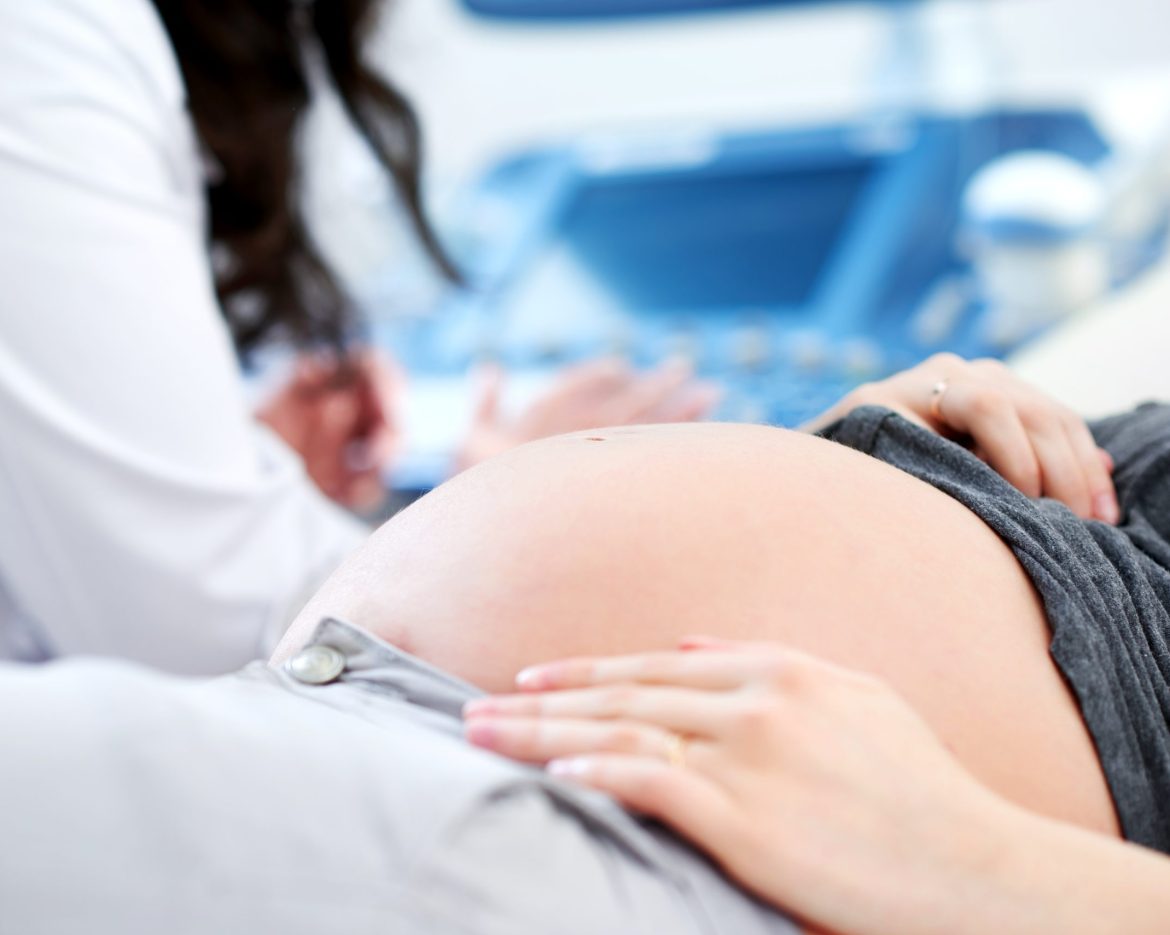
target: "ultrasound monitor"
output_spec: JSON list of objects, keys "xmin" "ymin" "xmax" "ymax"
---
[{"xmin": 555, "ymin": 160, "xmax": 875, "ymax": 314}]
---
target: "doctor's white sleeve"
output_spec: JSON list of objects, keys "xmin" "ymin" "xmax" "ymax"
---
[{"xmin": 0, "ymin": 0, "xmax": 369, "ymax": 673}]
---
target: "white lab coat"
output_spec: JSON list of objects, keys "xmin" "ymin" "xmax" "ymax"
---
[{"xmin": 0, "ymin": 0, "xmax": 367, "ymax": 672}]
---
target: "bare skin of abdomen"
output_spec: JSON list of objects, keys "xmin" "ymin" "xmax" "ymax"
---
[{"xmin": 279, "ymin": 423, "xmax": 1120, "ymax": 838}]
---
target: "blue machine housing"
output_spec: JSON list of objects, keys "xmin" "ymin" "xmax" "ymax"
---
[
  {"xmin": 376, "ymin": 110, "xmax": 1143, "ymax": 445},
  {"xmin": 460, "ymin": 0, "xmax": 923, "ymax": 20},
  {"xmin": 462, "ymin": 0, "xmax": 835, "ymax": 19}
]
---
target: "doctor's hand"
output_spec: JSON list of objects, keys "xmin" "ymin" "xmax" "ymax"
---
[
  {"xmin": 463, "ymin": 638, "xmax": 1031, "ymax": 935},
  {"xmin": 803, "ymin": 353, "xmax": 1118, "ymax": 524},
  {"xmin": 256, "ymin": 350, "xmax": 401, "ymax": 512},
  {"xmin": 454, "ymin": 358, "xmax": 721, "ymax": 471}
]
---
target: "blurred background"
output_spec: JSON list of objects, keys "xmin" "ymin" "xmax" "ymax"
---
[{"xmin": 299, "ymin": 0, "xmax": 1170, "ymax": 488}]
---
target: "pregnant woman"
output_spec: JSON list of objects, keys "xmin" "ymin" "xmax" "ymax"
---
[{"xmin": 275, "ymin": 353, "xmax": 1170, "ymax": 932}]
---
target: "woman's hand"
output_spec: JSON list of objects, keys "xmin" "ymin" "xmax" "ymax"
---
[
  {"xmin": 455, "ymin": 358, "xmax": 721, "ymax": 470},
  {"xmin": 255, "ymin": 350, "xmax": 401, "ymax": 512},
  {"xmin": 804, "ymin": 354, "xmax": 1119, "ymax": 523},
  {"xmin": 464, "ymin": 638, "xmax": 1032, "ymax": 935}
]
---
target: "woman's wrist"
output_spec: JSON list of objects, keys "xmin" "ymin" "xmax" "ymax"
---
[
  {"xmin": 947, "ymin": 801, "xmax": 1148, "ymax": 935},
  {"xmin": 945, "ymin": 802, "xmax": 1062, "ymax": 935},
  {"xmin": 841, "ymin": 788, "xmax": 1063, "ymax": 935},
  {"xmin": 872, "ymin": 792, "xmax": 1045, "ymax": 935}
]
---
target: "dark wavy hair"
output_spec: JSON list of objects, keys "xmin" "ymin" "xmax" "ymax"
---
[{"xmin": 150, "ymin": 0, "xmax": 458, "ymax": 356}]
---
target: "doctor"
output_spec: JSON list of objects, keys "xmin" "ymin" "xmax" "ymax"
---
[{"xmin": 0, "ymin": 0, "xmax": 714, "ymax": 672}]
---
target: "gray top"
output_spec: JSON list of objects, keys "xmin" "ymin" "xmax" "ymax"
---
[
  {"xmin": 0, "ymin": 618, "xmax": 795, "ymax": 934},
  {"xmin": 823, "ymin": 405, "xmax": 1170, "ymax": 853}
]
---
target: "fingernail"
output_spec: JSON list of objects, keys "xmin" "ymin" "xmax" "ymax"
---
[
  {"xmin": 465, "ymin": 721, "xmax": 498, "ymax": 748},
  {"xmin": 548, "ymin": 757, "xmax": 591, "ymax": 778},
  {"xmin": 462, "ymin": 698, "xmax": 495, "ymax": 718},
  {"xmin": 679, "ymin": 635, "xmax": 729, "ymax": 651},
  {"xmin": 1094, "ymin": 492, "xmax": 1120, "ymax": 525},
  {"xmin": 515, "ymin": 666, "xmax": 546, "ymax": 690}
]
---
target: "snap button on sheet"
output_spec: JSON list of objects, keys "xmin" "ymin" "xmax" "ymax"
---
[{"xmin": 286, "ymin": 645, "xmax": 347, "ymax": 685}]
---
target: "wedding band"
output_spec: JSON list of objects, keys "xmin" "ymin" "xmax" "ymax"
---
[
  {"xmin": 663, "ymin": 732, "xmax": 688, "ymax": 769},
  {"xmin": 929, "ymin": 379, "xmax": 949, "ymax": 422}
]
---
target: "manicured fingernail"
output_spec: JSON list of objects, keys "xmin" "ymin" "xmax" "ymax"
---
[
  {"xmin": 548, "ymin": 757, "xmax": 591, "ymax": 778},
  {"xmin": 515, "ymin": 666, "xmax": 546, "ymax": 690},
  {"xmin": 462, "ymin": 698, "xmax": 495, "ymax": 718},
  {"xmin": 465, "ymin": 720, "xmax": 498, "ymax": 748},
  {"xmin": 1094, "ymin": 492, "xmax": 1120, "ymax": 525},
  {"xmin": 680, "ymin": 635, "xmax": 730, "ymax": 651}
]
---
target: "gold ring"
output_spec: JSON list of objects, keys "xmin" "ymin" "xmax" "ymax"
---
[
  {"xmin": 663, "ymin": 732, "xmax": 688, "ymax": 769},
  {"xmin": 929, "ymin": 379, "xmax": 950, "ymax": 422}
]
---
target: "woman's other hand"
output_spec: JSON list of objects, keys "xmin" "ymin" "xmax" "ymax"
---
[
  {"xmin": 256, "ymin": 350, "xmax": 401, "ymax": 512},
  {"xmin": 463, "ymin": 639, "xmax": 1032, "ymax": 935},
  {"xmin": 455, "ymin": 358, "xmax": 721, "ymax": 470},
  {"xmin": 804, "ymin": 354, "xmax": 1118, "ymax": 523}
]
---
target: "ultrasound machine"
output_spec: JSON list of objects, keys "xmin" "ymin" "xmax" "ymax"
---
[{"xmin": 373, "ymin": 0, "xmax": 1170, "ymax": 490}]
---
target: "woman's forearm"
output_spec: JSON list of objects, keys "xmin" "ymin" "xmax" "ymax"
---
[{"xmin": 976, "ymin": 807, "xmax": 1170, "ymax": 935}]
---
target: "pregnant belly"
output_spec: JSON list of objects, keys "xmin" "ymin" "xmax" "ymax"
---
[{"xmin": 299, "ymin": 422, "xmax": 1121, "ymax": 837}]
